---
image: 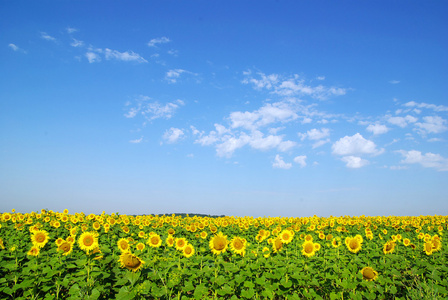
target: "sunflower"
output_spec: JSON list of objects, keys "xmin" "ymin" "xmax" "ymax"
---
[
  {"xmin": 403, "ymin": 238, "xmax": 411, "ymax": 247},
  {"xmin": 383, "ymin": 241, "xmax": 396, "ymax": 255},
  {"xmin": 117, "ymin": 238, "xmax": 130, "ymax": 252},
  {"xmin": 58, "ymin": 241, "xmax": 73, "ymax": 256},
  {"xmin": 279, "ymin": 230, "xmax": 294, "ymax": 244},
  {"xmin": 136, "ymin": 242, "xmax": 145, "ymax": 251},
  {"xmin": 167, "ymin": 228, "xmax": 175, "ymax": 235},
  {"xmin": 166, "ymin": 235, "xmax": 175, "ymax": 247},
  {"xmin": 0, "ymin": 238, "xmax": 5, "ymax": 249},
  {"xmin": 230, "ymin": 237, "xmax": 247, "ymax": 256},
  {"xmin": 209, "ymin": 232, "xmax": 228, "ymax": 255},
  {"xmin": 27, "ymin": 246, "xmax": 40, "ymax": 256},
  {"xmin": 314, "ymin": 242, "xmax": 321, "ymax": 251},
  {"xmin": 423, "ymin": 241, "xmax": 433, "ymax": 255},
  {"xmin": 304, "ymin": 234, "xmax": 313, "ymax": 242},
  {"xmin": 361, "ymin": 267, "xmax": 378, "ymax": 281},
  {"xmin": 200, "ymin": 231, "xmax": 208, "ymax": 239},
  {"xmin": 119, "ymin": 252, "xmax": 145, "ymax": 272},
  {"xmin": 55, "ymin": 238, "xmax": 64, "ymax": 246},
  {"xmin": 175, "ymin": 238, "xmax": 188, "ymax": 251},
  {"xmin": 345, "ymin": 236, "xmax": 362, "ymax": 253},
  {"xmin": 78, "ymin": 231, "xmax": 99, "ymax": 253},
  {"xmin": 31, "ymin": 230, "xmax": 50, "ymax": 248},
  {"xmin": 272, "ymin": 237, "xmax": 283, "ymax": 253},
  {"xmin": 262, "ymin": 247, "xmax": 270, "ymax": 258},
  {"xmin": 147, "ymin": 234, "xmax": 162, "ymax": 248},
  {"xmin": 182, "ymin": 243, "xmax": 195, "ymax": 258},
  {"xmin": 92, "ymin": 222, "xmax": 101, "ymax": 231},
  {"xmin": 302, "ymin": 241, "xmax": 316, "ymax": 257},
  {"xmin": 138, "ymin": 231, "xmax": 145, "ymax": 238},
  {"xmin": 331, "ymin": 238, "xmax": 341, "ymax": 248}
]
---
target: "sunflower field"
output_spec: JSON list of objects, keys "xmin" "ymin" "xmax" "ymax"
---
[{"xmin": 0, "ymin": 210, "xmax": 447, "ymax": 300}]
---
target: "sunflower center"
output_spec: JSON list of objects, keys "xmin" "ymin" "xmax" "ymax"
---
[
  {"xmin": 125, "ymin": 256, "xmax": 141, "ymax": 268},
  {"xmin": 305, "ymin": 243, "xmax": 314, "ymax": 253},
  {"xmin": 349, "ymin": 239, "xmax": 358, "ymax": 249},
  {"xmin": 283, "ymin": 233, "xmax": 290, "ymax": 240},
  {"xmin": 36, "ymin": 234, "xmax": 45, "ymax": 243},
  {"xmin": 185, "ymin": 247, "xmax": 192, "ymax": 255},
  {"xmin": 151, "ymin": 237, "xmax": 159, "ymax": 245},
  {"xmin": 233, "ymin": 239, "xmax": 243, "ymax": 250},
  {"xmin": 363, "ymin": 268, "xmax": 374, "ymax": 280},
  {"xmin": 60, "ymin": 242, "xmax": 71, "ymax": 252},
  {"xmin": 214, "ymin": 237, "xmax": 226, "ymax": 250},
  {"xmin": 386, "ymin": 243, "xmax": 393, "ymax": 251},
  {"xmin": 83, "ymin": 236, "xmax": 94, "ymax": 246},
  {"xmin": 178, "ymin": 240, "xmax": 185, "ymax": 247}
]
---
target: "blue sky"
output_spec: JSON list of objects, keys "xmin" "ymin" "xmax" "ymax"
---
[{"xmin": 1, "ymin": 1, "xmax": 447, "ymax": 217}]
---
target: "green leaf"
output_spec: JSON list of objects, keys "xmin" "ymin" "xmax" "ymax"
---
[
  {"xmin": 241, "ymin": 288, "xmax": 255, "ymax": 299},
  {"xmin": 193, "ymin": 284, "xmax": 208, "ymax": 300}
]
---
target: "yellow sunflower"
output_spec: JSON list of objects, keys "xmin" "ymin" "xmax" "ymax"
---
[
  {"xmin": 175, "ymin": 238, "xmax": 188, "ymax": 251},
  {"xmin": 119, "ymin": 252, "xmax": 145, "ymax": 272},
  {"xmin": 302, "ymin": 241, "xmax": 316, "ymax": 257},
  {"xmin": 279, "ymin": 230, "xmax": 294, "ymax": 244},
  {"xmin": 117, "ymin": 238, "xmax": 130, "ymax": 252},
  {"xmin": 31, "ymin": 230, "xmax": 50, "ymax": 248},
  {"xmin": 27, "ymin": 246, "xmax": 40, "ymax": 256},
  {"xmin": 58, "ymin": 241, "xmax": 73, "ymax": 256},
  {"xmin": 262, "ymin": 247, "xmax": 270, "ymax": 258},
  {"xmin": 147, "ymin": 234, "xmax": 162, "ymax": 248},
  {"xmin": 136, "ymin": 242, "xmax": 145, "ymax": 251},
  {"xmin": 200, "ymin": 231, "xmax": 208, "ymax": 239},
  {"xmin": 345, "ymin": 236, "xmax": 362, "ymax": 253},
  {"xmin": 272, "ymin": 237, "xmax": 283, "ymax": 253},
  {"xmin": 166, "ymin": 235, "xmax": 175, "ymax": 247},
  {"xmin": 78, "ymin": 231, "xmax": 99, "ymax": 253},
  {"xmin": 209, "ymin": 232, "xmax": 228, "ymax": 255},
  {"xmin": 230, "ymin": 237, "xmax": 247, "ymax": 256},
  {"xmin": 423, "ymin": 241, "xmax": 433, "ymax": 255},
  {"xmin": 182, "ymin": 243, "xmax": 195, "ymax": 258},
  {"xmin": 361, "ymin": 267, "xmax": 378, "ymax": 281},
  {"xmin": 331, "ymin": 238, "xmax": 341, "ymax": 248},
  {"xmin": 383, "ymin": 241, "xmax": 395, "ymax": 255}
]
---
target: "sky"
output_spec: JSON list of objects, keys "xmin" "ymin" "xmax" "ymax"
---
[{"xmin": 1, "ymin": 1, "xmax": 447, "ymax": 217}]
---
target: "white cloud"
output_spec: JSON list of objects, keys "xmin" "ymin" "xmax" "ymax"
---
[
  {"xmin": 104, "ymin": 48, "xmax": 147, "ymax": 63},
  {"xmin": 124, "ymin": 96, "xmax": 184, "ymax": 122},
  {"xmin": 299, "ymin": 128, "xmax": 330, "ymax": 140},
  {"xmin": 8, "ymin": 43, "xmax": 26, "ymax": 53},
  {"xmin": 332, "ymin": 133, "xmax": 383, "ymax": 156},
  {"xmin": 389, "ymin": 80, "xmax": 400, "ymax": 84},
  {"xmin": 66, "ymin": 27, "xmax": 78, "ymax": 34},
  {"xmin": 366, "ymin": 124, "xmax": 389, "ymax": 135},
  {"xmin": 397, "ymin": 150, "xmax": 448, "ymax": 171},
  {"xmin": 316, "ymin": 76, "xmax": 325, "ymax": 80},
  {"xmin": 165, "ymin": 69, "xmax": 198, "ymax": 83},
  {"xmin": 70, "ymin": 38, "xmax": 84, "ymax": 47},
  {"xmin": 273, "ymin": 155, "xmax": 292, "ymax": 169},
  {"xmin": 312, "ymin": 139, "xmax": 330, "ymax": 149},
  {"xmin": 230, "ymin": 101, "xmax": 299, "ymax": 131},
  {"xmin": 216, "ymin": 134, "xmax": 251, "ymax": 158},
  {"xmin": 387, "ymin": 115, "xmax": 418, "ymax": 128},
  {"xmin": 8, "ymin": 43, "xmax": 19, "ymax": 51},
  {"xmin": 293, "ymin": 155, "xmax": 307, "ymax": 167},
  {"xmin": 404, "ymin": 101, "xmax": 448, "ymax": 112},
  {"xmin": 129, "ymin": 137, "xmax": 143, "ymax": 144},
  {"xmin": 341, "ymin": 156, "xmax": 369, "ymax": 168},
  {"xmin": 147, "ymin": 37, "xmax": 171, "ymax": 47},
  {"xmin": 414, "ymin": 116, "xmax": 447, "ymax": 135},
  {"xmin": 40, "ymin": 32, "xmax": 56, "ymax": 42},
  {"xmin": 242, "ymin": 71, "xmax": 347, "ymax": 100},
  {"xmin": 163, "ymin": 128, "xmax": 185, "ymax": 143},
  {"xmin": 85, "ymin": 52, "xmax": 101, "ymax": 63}
]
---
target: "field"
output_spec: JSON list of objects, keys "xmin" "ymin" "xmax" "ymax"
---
[{"xmin": 0, "ymin": 210, "xmax": 447, "ymax": 299}]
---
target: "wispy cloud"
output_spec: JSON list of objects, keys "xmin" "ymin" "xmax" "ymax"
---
[
  {"xmin": 165, "ymin": 69, "xmax": 197, "ymax": 83},
  {"xmin": 389, "ymin": 80, "xmax": 400, "ymax": 84},
  {"xmin": 104, "ymin": 48, "xmax": 147, "ymax": 63},
  {"xmin": 40, "ymin": 32, "xmax": 56, "ymax": 42},
  {"xmin": 66, "ymin": 27, "xmax": 78, "ymax": 34},
  {"xmin": 124, "ymin": 96, "xmax": 185, "ymax": 123},
  {"xmin": 366, "ymin": 123, "xmax": 389, "ymax": 135},
  {"xmin": 147, "ymin": 36, "xmax": 170, "ymax": 47},
  {"xmin": 70, "ymin": 38, "xmax": 84, "ymax": 47},
  {"xmin": 85, "ymin": 52, "xmax": 101, "ymax": 63},
  {"xmin": 8, "ymin": 43, "xmax": 26, "ymax": 53},
  {"xmin": 163, "ymin": 128, "xmax": 185, "ymax": 143},
  {"xmin": 242, "ymin": 70, "xmax": 347, "ymax": 100},
  {"xmin": 340, "ymin": 156, "xmax": 369, "ymax": 168},
  {"xmin": 129, "ymin": 137, "xmax": 143, "ymax": 144},
  {"xmin": 293, "ymin": 155, "xmax": 307, "ymax": 168}
]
